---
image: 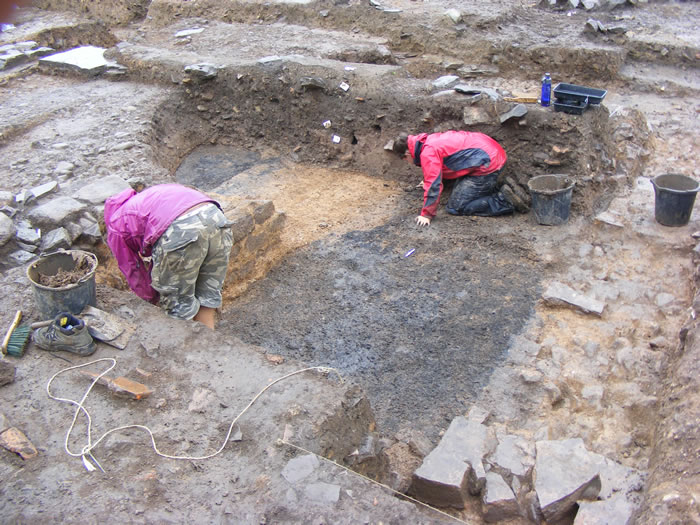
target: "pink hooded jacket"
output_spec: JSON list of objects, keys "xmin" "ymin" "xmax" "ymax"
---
[
  {"xmin": 408, "ymin": 131, "xmax": 507, "ymax": 218},
  {"xmin": 103, "ymin": 184, "xmax": 217, "ymax": 303}
]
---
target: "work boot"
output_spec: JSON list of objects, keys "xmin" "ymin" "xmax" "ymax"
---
[
  {"xmin": 33, "ymin": 312, "xmax": 96, "ymax": 356},
  {"xmin": 501, "ymin": 184, "xmax": 530, "ymax": 213}
]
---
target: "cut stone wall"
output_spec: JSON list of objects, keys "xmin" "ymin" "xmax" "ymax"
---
[{"xmin": 220, "ymin": 197, "xmax": 287, "ymax": 301}]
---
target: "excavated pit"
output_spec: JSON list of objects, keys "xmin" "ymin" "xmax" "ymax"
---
[
  {"xmin": 3, "ymin": 3, "xmax": 698, "ymax": 522},
  {"xmin": 130, "ymin": 76, "xmax": 644, "ymax": 442}
]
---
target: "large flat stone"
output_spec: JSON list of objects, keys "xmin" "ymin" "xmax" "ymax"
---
[
  {"xmin": 74, "ymin": 175, "xmax": 131, "ymax": 204},
  {"xmin": 410, "ymin": 416, "xmax": 496, "ymax": 507},
  {"xmin": 39, "ymin": 46, "xmax": 110, "ymax": 76},
  {"xmin": 543, "ymin": 282, "xmax": 606, "ymax": 316},
  {"xmin": 27, "ymin": 196, "xmax": 86, "ymax": 228},
  {"xmin": 534, "ymin": 438, "xmax": 602, "ymax": 523}
]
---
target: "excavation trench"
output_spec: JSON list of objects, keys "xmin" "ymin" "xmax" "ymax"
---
[
  {"xmin": 94, "ymin": 75, "xmax": 648, "ymax": 445},
  {"xmin": 159, "ymin": 143, "xmax": 541, "ymax": 443}
]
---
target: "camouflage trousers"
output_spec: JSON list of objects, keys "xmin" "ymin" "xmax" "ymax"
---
[{"xmin": 151, "ymin": 203, "xmax": 233, "ymax": 320}]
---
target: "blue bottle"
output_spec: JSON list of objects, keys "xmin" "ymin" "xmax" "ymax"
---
[{"xmin": 540, "ymin": 73, "xmax": 552, "ymax": 107}]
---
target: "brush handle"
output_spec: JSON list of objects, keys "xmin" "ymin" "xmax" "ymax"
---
[{"xmin": 1, "ymin": 310, "xmax": 23, "ymax": 354}]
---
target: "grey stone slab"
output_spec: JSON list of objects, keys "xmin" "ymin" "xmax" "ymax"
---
[
  {"xmin": 74, "ymin": 175, "xmax": 130, "ymax": 204},
  {"xmin": 534, "ymin": 438, "xmax": 602, "ymax": 523},
  {"xmin": 0, "ymin": 213, "xmax": 15, "ymax": 246},
  {"xmin": 432, "ymin": 75, "xmax": 460, "ymax": 89},
  {"xmin": 40, "ymin": 227, "xmax": 72, "ymax": 252},
  {"xmin": 454, "ymin": 84, "xmax": 502, "ymax": 101},
  {"xmin": 15, "ymin": 220, "xmax": 40, "ymax": 244},
  {"xmin": 39, "ymin": 46, "xmax": 110, "ymax": 76},
  {"xmin": 499, "ymin": 103, "xmax": 528, "ymax": 124},
  {"xmin": 543, "ymin": 282, "xmax": 606, "ymax": 316},
  {"xmin": 8, "ymin": 250, "xmax": 36, "ymax": 265},
  {"xmin": 27, "ymin": 196, "xmax": 86, "ymax": 227},
  {"xmin": 411, "ymin": 447, "xmax": 470, "ymax": 508},
  {"xmin": 0, "ymin": 49, "xmax": 26, "ymax": 70},
  {"xmin": 29, "ymin": 181, "xmax": 58, "ymax": 200},
  {"xmin": 175, "ymin": 28, "xmax": 205, "ymax": 38},
  {"xmin": 304, "ymin": 482, "xmax": 340, "ymax": 504},
  {"xmin": 413, "ymin": 415, "xmax": 496, "ymax": 505},
  {"xmin": 184, "ymin": 63, "xmax": 218, "ymax": 80},
  {"xmin": 490, "ymin": 434, "xmax": 535, "ymax": 479},
  {"xmin": 575, "ymin": 493, "xmax": 635, "ymax": 525},
  {"xmin": 282, "ymin": 454, "xmax": 320, "ymax": 484},
  {"xmin": 482, "ymin": 472, "xmax": 519, "ymax": 523}
]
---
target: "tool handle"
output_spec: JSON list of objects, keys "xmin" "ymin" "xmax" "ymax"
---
[
  {"xmin": 2, "ymin": 310, "xmax": 23, "ymax": 354},
  {"xmin": 30, "ymin": 320, "xmax": 53, "ymax": 329}
]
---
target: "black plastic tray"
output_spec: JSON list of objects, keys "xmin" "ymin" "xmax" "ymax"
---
[
  {"xmin": 553, "ymin": 83, "xmax": 607, "ymax": 105},
  {"xmin": 554, "ymin": 98, "xmax": 588, "ymax": 115}
]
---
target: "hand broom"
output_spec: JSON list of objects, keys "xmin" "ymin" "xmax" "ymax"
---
[{"xmin": 2, "ymin": 310, "xmax": 32, "ymax": 357}]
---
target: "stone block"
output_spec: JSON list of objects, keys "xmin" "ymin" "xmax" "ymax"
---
[
  {"xmin": 304, "ymin": 482, "xmax": 340, "ymax": 504},
  {"xmin": 0, "ymin": 212, "xmax": 15, "ymax": 246},
  {"xmin": 39, "ymin": 46, "xmax": 110, "ymax": 76},
  {"xmin": 575, "ymin": 493, "xmax": 635, "ymax": 524},
  {"xmin": 0, "ymin": 427, "xmax": 37, "ymax": 459},
  {"xmin": 252, "ymin": 200, "xmax": 275, "ymax": 224},
  {"xmin": 27, "ymin": 196, "xmax": 86, "ymax": 228},
  {"xmin": 245, "ymin": 231, "xmax": 268, "ymax": 255},
  {"xmin": 482, "ymin": 472, "xmax": 520, "ymax": 522},
  {"xmin": 41, "ymin": 227, "xmax": 72, "ymax": 252},
  {"xmin": 411, "ymin": 448, "xmax": 471, "ymax": 508},
  {"xmin": 230, "ymin": 214, "xmax": 254, "ymax": 244},
  {"xmin": 489, "ymin": 433, "xmax": 535, "ymax": 479},
  {"xmin": 543, "ymin": 282, "xmax": 605, "ymax": 316},
  {"xmin": 534, "ymin": 438, "xmax": 602, "ymax": 523},
  {"xmin": 74, "ymin": 175, "xmax": 130, "ymax": 204},
  {"xmin": 282, "ymin": 454, "xmax": 320, "ymax": 483},
  {"xmin": 265, "ymin": 212, "xmax": 287, "ymax": 235}
]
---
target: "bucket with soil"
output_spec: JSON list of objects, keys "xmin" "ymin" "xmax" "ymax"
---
[
  {"xmin": 650, "ymin": 173, "xmax": 699, "ymax": 227},
  {"xmin": 527, "ymin": 174, "xmax": 575, "ymax": 226},
  {"xmin": 26, "ymin": 250, "xmax": 98, "ymax": 319}
]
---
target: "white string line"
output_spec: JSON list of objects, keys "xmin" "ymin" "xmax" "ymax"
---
[
  {"xmin": 46, "ymin": 358, "xmax": 343, "ymax": 467},
  {"xmin": 281, "ymin": 439, "xmax": 469, "ymax": 525}
]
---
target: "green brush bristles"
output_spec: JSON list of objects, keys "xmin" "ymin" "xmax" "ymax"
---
[{"xmin": 6, "ymin": 324, "xmax": 31, "ymax": 357}]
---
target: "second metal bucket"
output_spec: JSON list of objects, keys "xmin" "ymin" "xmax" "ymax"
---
[{"xmin": 26, "ymin": 250, "xmax": 98, "ymax": 319}]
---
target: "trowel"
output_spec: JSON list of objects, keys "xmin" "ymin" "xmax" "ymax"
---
[{"xmin": 80, "ymin": 305, "xmax": 134, "ymax": 350}]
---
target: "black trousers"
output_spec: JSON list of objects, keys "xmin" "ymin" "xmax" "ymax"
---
[{"xmin": 445, "ymin": 171, "xmax": 514, "ymax": 217}]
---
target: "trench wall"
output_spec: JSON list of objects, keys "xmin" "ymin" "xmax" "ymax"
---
[{"xmin": 219, "ymin": 198, "xmax": 287, "ymax": 300}]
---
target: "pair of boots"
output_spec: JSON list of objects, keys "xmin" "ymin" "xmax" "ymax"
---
[{"xmin": 33, "ymin": 312, "xmax": 96, "ymax": 356}]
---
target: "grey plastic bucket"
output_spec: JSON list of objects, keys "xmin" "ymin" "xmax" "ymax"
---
[
  {"xmin": 527, "ymin": 174, "xmax": 575, "ymax": 226},
  {"xmin": 26, "ymin": 250, "xmax": 98, "ymax": 319},
  {"xmin": 650, "ymin": 174, "xmax": 699, "ymax": 227}
]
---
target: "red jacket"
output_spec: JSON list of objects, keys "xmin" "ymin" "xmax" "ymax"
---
[{"xmin": 408, "ymin": 131, "xmax": 507, "ymax": 218}]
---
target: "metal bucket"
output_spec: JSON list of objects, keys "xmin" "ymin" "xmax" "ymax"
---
[{"xmin": 26, "ymin": 250, "xmax": 98, "ymax": 319}]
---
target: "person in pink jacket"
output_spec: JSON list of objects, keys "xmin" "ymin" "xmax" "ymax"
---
[
  {"xmin": 103, "ymin": 183, "xmax": 233, "ymax": 329},
  {"xmin": 393, "ymin": 131, "xmax": 514, "ymax": 226}
]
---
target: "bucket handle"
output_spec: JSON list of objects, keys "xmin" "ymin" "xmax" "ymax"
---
[{"xmin": 32, "ymin": 249, "xmax": 98, "ymax": 285}]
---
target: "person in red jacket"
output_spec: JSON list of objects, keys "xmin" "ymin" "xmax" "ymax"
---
[{"xmin": 393, "ymin": 130, "xmax": 514, "ymax": 226}]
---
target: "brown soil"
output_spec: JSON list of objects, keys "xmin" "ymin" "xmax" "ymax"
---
[{"xmin": 38, "ymin": 254, "xmax": 94, "ymax": 288}]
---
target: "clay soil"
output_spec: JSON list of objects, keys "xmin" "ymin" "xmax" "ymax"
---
[{"xmin": 0, "ymin": 1, "xmax": 699, "ymax": 524}]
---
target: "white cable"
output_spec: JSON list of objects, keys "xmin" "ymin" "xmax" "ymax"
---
[{"xmin": 46, "ymin": 358, "xmax": 343, "ymax": 470}]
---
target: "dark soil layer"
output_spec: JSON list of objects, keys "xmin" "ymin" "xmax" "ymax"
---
[{"xmin": 221, "ymin": 212, "xmax": 541, "ymax": 440}]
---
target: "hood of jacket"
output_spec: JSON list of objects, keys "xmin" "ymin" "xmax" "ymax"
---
[
  {"xmin": 103, "ymin": 187, "xmax": 136, "ymax": 226},
  {"xmin": 407, "ymin": 133, "xmax": 429, "ymax": 166}
]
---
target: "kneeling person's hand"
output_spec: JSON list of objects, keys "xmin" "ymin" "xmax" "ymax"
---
[{"xmin": 415, "ymin": 215, "xmax": 431, "ymax": 227}]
